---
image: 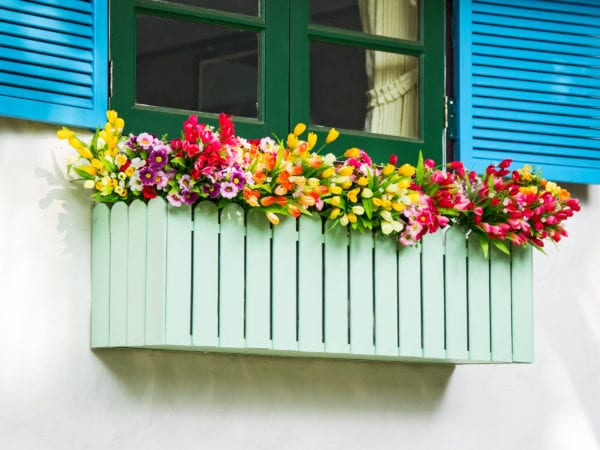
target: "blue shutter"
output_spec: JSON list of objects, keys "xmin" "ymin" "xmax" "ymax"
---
[
  {"xmin": 0, "ymin": 0, "xmax": 107, "ymax": 129},
  {"xmin": 456, "ymin": 0, "xmax": 600, "ymax": 184}
]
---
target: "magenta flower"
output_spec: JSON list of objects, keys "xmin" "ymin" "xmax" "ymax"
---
[
  {"xmin": 148, "ymin": 147, "xmax": 168, "ymax": 170},
  {"xmin": 202, "ymin": 183, "xmax": 220, "ymax": 199}
]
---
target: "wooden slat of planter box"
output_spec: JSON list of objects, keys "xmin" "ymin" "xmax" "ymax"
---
[{"xmin": 91, "ymin": 199, "xmax": 534, "ymax": 364}]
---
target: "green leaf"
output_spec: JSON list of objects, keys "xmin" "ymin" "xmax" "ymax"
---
[
  {"xmin": 363, "ymin": 198, "xmax": 373, "ymax": 219},
  {"xmin": 415, "ymin": 150, "xmax": 424, "ymax": 185},
  {"xmin": 99, "ymin": 155, "xmax": 116, "ymax": 172},
  {"xmin": 72, "ymin": 166, "xmax": 94, "ymax": 180},
  {"xmin": 479, "ymin": 239, "xmax": 489, "ymax": 259},
  {"xmin": 492, "ymin": 239, "xmax": 510, "ymax": 255}
]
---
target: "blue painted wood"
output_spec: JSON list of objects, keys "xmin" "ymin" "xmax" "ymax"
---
[
  {"xmin": 245, "ymin": 210, "xmax": 272, "ymax": 349},
  {"xmin": 219, "ymin": 203, "xmax": 246, "ymax": 348},
  {"xmin": 298, "ymin": 215, "xmax": 324, "ymax": 353},
  {"xmin": 457, "ymin": 0, "xmax": 600, "ymax": 183},
  {"xmin": 165, "ymin": 206, "xmax": 192, "ymax": 346},
  {"xmin": 511, "ymin": 245, "xmax": 534, "ymax": 363},
  {"xmin": 109, "ymin": 202, "xmax": 128, "ymax": 346},
  {"xmin": 323, "ymin": 222, "xmax": 349, "ymax": 354},
  {"xmin": 126, "ymin": 200, "xmax": 147, "ymax": 346},
  {"xmin": 272, "ymin": 216, "xmax": 299, "ymax": 351},
  {"xmin": 91, "ymin": 204, "xmax": 110, "ymax": 348},
  {"xmin": 349, "ymin": 230, "xmax": 374, "ymax": 355},
  {"xmin": 398, "ymin": 244, "xmax": 422, "ymax": 357},
  {"xmin": 421, "ymin": 231, "xmax": 446, "ymax": 359},
  {"xmin": 373, "ymin": 233, "xmax": 398, "ymax": 356},
  {"xmin": 145, "ymin": 198, "xmax": 168, "ymax": 346},
  {"xmin": 192, "ymin": 201, "xmax": 219, "ymax": 347},
  {"xmin": 444, "ymin": 228, "xmax": 469, "ymax": 360},
  {"xmin": 0, "ymin": 0, "xmax": 107, "ymax": 129}
]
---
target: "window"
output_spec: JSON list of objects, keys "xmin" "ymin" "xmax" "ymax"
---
[{"xmin": 110, "ymin": 0, "xmax": 445, "ymax": 163}]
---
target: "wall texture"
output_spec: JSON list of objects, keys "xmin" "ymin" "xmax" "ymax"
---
[{"xmin": 1, "ymin": 117, "xmax": 599, "ymax": 450}]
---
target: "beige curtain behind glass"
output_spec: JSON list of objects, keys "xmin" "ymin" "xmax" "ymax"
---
[{"xmin": 359, "ymin": 0, "xmax": 419, "ymax": 137}]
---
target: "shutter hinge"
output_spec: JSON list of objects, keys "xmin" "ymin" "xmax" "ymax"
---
[
  {"xmin": 108, "ymin": 60, "xmax": 113, "ymax": 98},
  {"xmin": 444, "ymin": 96, "xmax": 456, "ymax": 140}
]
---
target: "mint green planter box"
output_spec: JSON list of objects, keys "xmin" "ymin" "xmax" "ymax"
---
[{"xmin": 91, "ymin": 198, "xmax": 533, "ymax": 364}]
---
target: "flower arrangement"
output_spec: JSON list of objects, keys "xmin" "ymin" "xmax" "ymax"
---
[{"xmin": 58, "ymin": 111, "xmax": 580, "ymax": 254}]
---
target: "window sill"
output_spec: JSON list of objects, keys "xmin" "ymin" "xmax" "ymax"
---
[{"xmin": 91, "ymin": 198, "xmax": 533, "ymax": 364}]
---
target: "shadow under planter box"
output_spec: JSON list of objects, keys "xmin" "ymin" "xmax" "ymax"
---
[{"xmin": 91, "ymin": 198, "xmax": 533, "ymax": 364}]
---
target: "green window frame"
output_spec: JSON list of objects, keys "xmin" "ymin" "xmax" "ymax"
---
[{"xmin": 110, "ymin": 0, "xmax": 445, "ymax": 163}]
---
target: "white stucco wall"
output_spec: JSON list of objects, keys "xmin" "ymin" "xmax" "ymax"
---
[{"xmin": 1, "ymin": 117, "xmax": 599, "ymax": 450}]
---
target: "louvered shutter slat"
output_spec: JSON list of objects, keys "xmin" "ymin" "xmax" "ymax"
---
[
  {"xmin": 457, "ymin": 0, "xmax": 600, "ymax": 184},
  {"xmin": 0, "ymin": 1, "xmax": 107, "ymax": 129}
]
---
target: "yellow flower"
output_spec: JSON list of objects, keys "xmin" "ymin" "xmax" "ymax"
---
[
  {"xmin": 338, "ymin": 166, "xmax": 354, "ymax": 177},
  {"xmin": 392, "ymin": 202, "xmax": 405, "ymax": 212},
  {"xmin": 361, "ymin": 188, "xmax": 373, "ymax": 198},
  {"xmin": 95, "ymin": 181, "xmax": 103, "ymax": 190},
  {"xmin": 307, "ymin": 132, "xmax": 317, "ymax": 150},
  {"xmin": 91, "ymin": 159, "xmax": 104, "ymax": 170},
  {"xmin": 545, "ymin": 181, "xmax": 560, "ymax": 195},
  {"xmin": 357, "ymin": 177, "xmax": 369, "ymax": 186},
  {"xmin": 398, "ymin": 164, "xmax": 416, "ymax": 177},
  {"xmin": 80, "ymin": 165, "xmax": 97, "ymax": 177},
  {"xmin": 385, "ymin": 184, "xmax": 399, "ymax": 194},
  {"xmin": 287, "ymin": 133, "xmax": 298, "ymax": 149},
  {"xmin": 519, "ymin": 186, "xmax": 538, "ymax": 195},
  {"xmin": 347, "ymin": 212, "xmax": 357, "ymax": 223},
  {"xmin": 347, "ymin": 187, "xmax": 360, "ymax": 203},
  {"xmin": 320, "ymin": 167, "xmax": 335, "ymax": 179},
  {"xmin": 125, "ymin": 166, "xmax": 135, "ymax": 177},
  {"xmin": 331, "ymin": 196, "xmax": 342, "ymax": 206},
  {"xmin": 115, "ymin": 154, "xmax": 128, "ymax": 167},
  {"xmin": 329, "ymin": 207, "xmax": 341, "ymax": 220},
  {"xmin": 372, "ymin": 198, "xmax": 384, "ymax": 207},
  {"xmin": 56, "ymin": 127, "xmax": 74, "ymax": 140},
  {"xmin": 293, "ymin": 122, "xmax": 306, "ymax": 136},
  {"xmin": 382, "ymin": 164, "xmax": 395, "ymax": 176},
  {"xmin": 106, "ymin": 110, "xmax": 118, "ymax": 125},
  {"xmin": 83, "ymin": 180, "xmax": 95, "ymax": 189},
  {"xmin": 68, "ymin": 137, "xmax": 93, "ymax": 160},
  {"xmin": 325, "ymin": 128, "xmax": 339, "ymax": 144},
  {"xmin": 330, "ymin": 185, "xmax": 342, "ymax": 195},
  {"xmin": 307, "ymin": 177, "xmax": 320, "ymax": 187},
  {"xmin": 397, "ymin": 179, "xmax": 411, "ymax": 189},
  {"xmin": 344, "ymin": 147, "xmax": 360, "ymax": 158},
  {"xmin": 408, "ymin": 192, "xmax": 421, "ymax": 203},
  {"xmin": 341, "ymin": 181, "xmax": 353, "ymax": 189}
]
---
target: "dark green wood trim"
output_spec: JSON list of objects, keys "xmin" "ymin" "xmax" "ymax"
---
[{"xmin": 308, "ymin": 25, "xmax": 424, "ymax": 55}]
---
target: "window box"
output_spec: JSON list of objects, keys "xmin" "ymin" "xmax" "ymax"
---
[{"xmin": 91, "ymin": 198, "xmax": 533, "ymax": 363}]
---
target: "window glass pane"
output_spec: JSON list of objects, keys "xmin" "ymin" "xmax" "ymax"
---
[
  {"xmin": 310, "ymin": 0, "xmax": 419, "ymax": 41},
  {"xmin": 136, "ymin": 14, "xmax": 259, "ymax": 118},
  {"xmin": 310, "ymin": 41, "xmax": 419, "ymax": 138},
  {"xmin": 160, "ymin": 0, "xmax": 259, "ymax": 16}
]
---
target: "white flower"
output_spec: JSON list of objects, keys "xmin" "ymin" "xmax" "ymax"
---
[
  {"xmin": 130, "ymin": 157, "xmax": 146, "ymax": 169},
  {"xmin": 340, "ymin": 215, "xmax": 349, "ymax": 226},
  {"xmin": 352, "ymin": 205, "xmax": 365, "ymax": 215},
  {"xmin": 380, "ymin": 210, "xmax": 393, "ymax": 222},
  {"xmin": 83, "ymin": 180, "xmax": 95, "ymax": 189},
  {"xmin": 324, "ymin": 153, "xmax": 336, "ymax": 165},
  {"xmin": 129, "ymin": 176, "xmax": 143, "ymax": 192}
]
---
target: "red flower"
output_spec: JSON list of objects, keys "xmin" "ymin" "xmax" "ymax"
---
[{"xmin": 142, "ymin": 186, "xmax": 157, "ymax": 199}]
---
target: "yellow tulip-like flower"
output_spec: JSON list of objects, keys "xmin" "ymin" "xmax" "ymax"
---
[
  {"xmin": 287, "ymin": 133, "xmax": 298, "ymax": 150},
  {"xmin": 68, "ymin": 137, "xmax": 93, "ymax": 160},
  {"xmin": 307, "ymin": 177, "xmax": 320, "ymax": 187},
  {"xmin": 545, "ymin": 181, "xmax": 560, "ymax": 195},
  {"xmin": 344, "ymin": 147, "xmax": 360, "ymax": 158},
  {"xmin": 347, "ymin": 187, "xmax": 360, "ymax": 203},
  {"xmin": 392, "ymin": 202, "xmax": 405, "ymax": 212},
  {"xmin": 519, "ymin": 186, "xmax": 538, "ymax": 195},
  {"xmin": 357, "ymin": 177, "xmax": 369, "ymax": 186},
  {"xmin": 56, "ymin": 127, "xmax": 75, "ymax": 140},
  {"xmin": 330, "ymin": 185, "xmax": 342, "ymax": 195},
  {"xmin": 341, "ymin": 181, "xmax": 353, "ymax": 189},
  {"xmin": 320, "ymin": 167, "xmax": 335, "ymax": 179},
  {"xmin": 337, "ymin": 166, "xmax": 354, "ymax": 177},
  {"xmin": 382, "ymin": 164, "xmax": 395, "ymax": 176},
  {"xmin": 331, "ymin": 196, "xmax": 342, "ymax": 206},
  {"xmin": 398, "ymin": 163, "xmax": 416, "ymax": 177},
  {"xmin": 91, "ymin": 159, "xmax": 104, "ymax": 170},
  {"xmin": 293, "ymin": 122, "xmax": 307, "ymax": 136},
  {"xmin": 80, "ymin": 164, "xmax": 97, "ymax": 177},
  {"xmin": 307, "ymin": 132, "xmax": 318, "ymax": 150},
  {"xmin": 347, "ymin": 212, "xmax": 357, "ymax": 223},
  {"xmin": 361, "ymin": 188, "xmax": 373, "ymax": 198},
  {"xmin": 125, "ymin": 166, "xmax": 135, "ymax": 177},
  {"xmin": 408, "ymin": 192, "xmax": 421, "ymax": 203},
  {"xmin": 372, "ymin": 198, "xmax": 384, "ymax": 207},
  {"xmin": 329, "ymin": 207, "xmax": 341, "ymax": 220},
  {"xmin": 106, "ymin": 110, "xmax": 118, "ymax": 125},
  {"xmin": 397, "ymin": 179, "xmax": 411, "ymax": 189},
  {"xmin": 325, "ymin": 128, "xmax": 339, "ymax": 144},
  {"xmin": 267, "ymin": 212, "xmax": 280, "ymax": 225}
]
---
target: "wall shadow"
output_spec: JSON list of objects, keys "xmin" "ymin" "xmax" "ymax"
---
[{"xmin": 95, "ymin": 348, "xmax": 454, "ymax": 414}]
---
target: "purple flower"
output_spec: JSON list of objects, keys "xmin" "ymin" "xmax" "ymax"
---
[
  {"xmin": 181, "ymin": 190, "xmax": 199, "ymax": 205},
  {"xmin": 167, "ymin": 192, "xmax": 183, "ymax": 207},
  {"xmin": 179, "ymin": 174, "xmax": 193, "ymax": 191},
  {"xmin": 137, "ymin": 132, "xmax": 154, "ymax": 150},
  {"xmin": 202, "ymin": 183, "xmax": 221, "ymax": 199},
  {"xmin": 139, "ymin": 166, "xmax": 156, "ymax": 186},
  {"xmin": 220, "ymin": 181, "xmax": 239, "ymax": 199},
  {"xmin": 125, "ymin": 134, "xmax": 137, "ymax": 150},
  {"xmin": 148, "ymin": 147, "xmax": 168, "ymax": 170},
  {"xmin": 230, "ymin": 170, "xmax": 246, "ymax": 190}
]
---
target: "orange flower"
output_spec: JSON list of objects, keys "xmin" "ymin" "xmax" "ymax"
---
[
  {"xmin": 243, "ymin": 188, "xmax": 260, "ymax": 207},
  {"xmin": 288, "ymin": 204, "xmax": 302, "ymax": 218},
  {"xmin": 267, "ymin": 212, "xmax": 280, "ymax": 225},
  {"xmin": 261, "ymin": 196, "xmax": 277, "ymax": 207},
  {"xmin": 253, "ymin": 171, "xmax": 266, "ymax": 185},
  {"xmin": 298, "ymin": 195, "xmax": 316, "ymax": 207},
  {"xmin": 274, "ymin": 185, "xmax": 288, "ymax": 196}
]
